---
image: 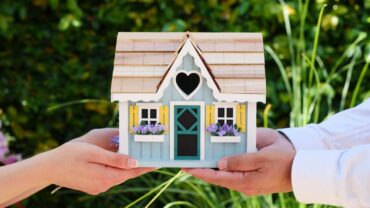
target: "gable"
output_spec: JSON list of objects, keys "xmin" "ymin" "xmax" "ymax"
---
[
  {"xmin": 160, "ymin": 54, "xmax": 217, "ymax": 103},
  {"xmin": 111, "ymin": 32, "xmax": 266, "ymax": 103}
]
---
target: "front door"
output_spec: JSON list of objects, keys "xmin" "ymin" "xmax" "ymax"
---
[{"xmin": 174, "ymin": 105, "xmax": 200, "ymax": 160}]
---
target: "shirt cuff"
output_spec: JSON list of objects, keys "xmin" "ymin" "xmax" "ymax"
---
[
  {"xmin": 278, "ymin": 125, "xmax": 328, "ymax": 150},
  {"xmin": 292, "ymin": 150, "xmax": 343, "ymax": 206}
]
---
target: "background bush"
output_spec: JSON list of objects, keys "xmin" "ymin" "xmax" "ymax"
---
[{"xmin": 0, "ymin": 0, "xmax": 369, "ymax": 207}]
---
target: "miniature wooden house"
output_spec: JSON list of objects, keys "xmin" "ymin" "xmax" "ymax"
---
[{"xmin": 111, "ymin": 32, "xmax": 266, "ymax": 167}]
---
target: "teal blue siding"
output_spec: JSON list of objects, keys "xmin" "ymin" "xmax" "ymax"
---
[{"xmin": 127, "ymin": 54, "xmax": 248, "ymax": 167}]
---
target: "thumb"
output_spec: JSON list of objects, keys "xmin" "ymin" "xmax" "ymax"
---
[
  {"xmin": 218, "ymin": 152, "xmax": 261, "ymax": 171},
  {"xmin": 90, "ymin": 146, "xmax": 138, "ymax": 169}
]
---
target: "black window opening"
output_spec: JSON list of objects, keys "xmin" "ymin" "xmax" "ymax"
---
[
  {"xmin": 217, "ymin": 107, "xmax": 234, "ymax": 126},
  {"xmin": 140, "ymin": 108, "xmax": 158, "ymax": 125},
  {"xmin": 177, "ymin": 134, "xmax": 198, "ymax": 156}
]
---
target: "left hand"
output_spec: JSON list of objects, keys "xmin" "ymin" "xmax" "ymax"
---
[{"xmin": 183, "ymin": 128, "xmax": 296, "ymax": 196}]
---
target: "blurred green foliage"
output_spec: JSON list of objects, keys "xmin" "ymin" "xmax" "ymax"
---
[{"xmin": 0, "ymin": 0, "xmax": 369, "ymax": 207}]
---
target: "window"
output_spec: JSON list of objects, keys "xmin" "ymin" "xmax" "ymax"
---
[
  {"xmin": 214, "ymin": 103, "xmax": 237, "ymax": 126},
  {"xmin": 138, "ymin": 103, "xmax": 161, "ymax": 125}
]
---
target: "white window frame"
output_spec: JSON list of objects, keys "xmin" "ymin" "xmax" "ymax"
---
[
  {"xmin": 213, "ymin": 102, "xmax": 238, "ymax": 125},
  {"xmin": 137, "ymin": 103, "xmax": 161, "ymax": 125}
]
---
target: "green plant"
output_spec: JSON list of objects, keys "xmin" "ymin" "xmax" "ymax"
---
[{"xmin": 1, "ymin": 0, "xmax": 368, "ymax": 207}]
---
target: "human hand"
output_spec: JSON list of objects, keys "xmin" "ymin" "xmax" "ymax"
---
[
  {"xmin": 183, "ymin": 128, "xmax": 296, "ymax": 195},
  {"xmin": 44, "ymin": 128, "xmax": 154, "ymax": 195}
]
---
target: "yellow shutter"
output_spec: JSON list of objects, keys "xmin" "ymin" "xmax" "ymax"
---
[
  {"xmin": 160, "ymin": 106, "xmax": 164, "ymax": 124},
  {"xmin": 236, "ymin": 104, "xmax": 241, "ymax": 128},
  {"xmin": 206, "ymin": 105, "xmax": 215, "ymax": 127},
  {"xmin": 210, "ymin": 105, "xmax": 215, "ymax": 124},
  {"xmin": 134, "ymin": 106, "xmax": 139, "ymax": 127},
  {"xmin": 129, "ymin": 106, "xmax": 134, "ymax": 133},
  {"xmin": 206, "ymin": 105, "xmax": 211, "ymax": 128},
  {"xmin": 241, "ymin": 104, "xmax": 246, "ymax": 132},
  {"xmin": 160, "ymin": 106, "xmax": 169, "ymax": 133},
  {"xmin": 236, "ymin": 104, "xmax": 246, "ymax": 132}
]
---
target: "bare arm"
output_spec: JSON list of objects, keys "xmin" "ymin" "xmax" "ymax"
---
[{"xmin": 0, "ymin": 128, "xmax": 154, "ymax": 206}]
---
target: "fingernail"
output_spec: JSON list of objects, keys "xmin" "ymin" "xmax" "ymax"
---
[
  {"xmin": 127, "ymin": 158, "xmax": 138, "ymax": 168},
  {"xmin": 218, "ymin": 159, "xmax": 227, "ymax": 170}
]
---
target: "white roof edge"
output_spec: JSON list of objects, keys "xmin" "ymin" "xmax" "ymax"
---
[
  {"xmin": 112, "ymin": 93, "xmax": 266, "ymax": 103},
  {"xmin": 117, "ymin": 32, "xmax": 263, "ymax": 41}
]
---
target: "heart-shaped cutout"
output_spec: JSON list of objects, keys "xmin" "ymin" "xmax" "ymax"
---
[{"xmin": 174, "ymin": 71, "xmax": 202, "ymax": 100}]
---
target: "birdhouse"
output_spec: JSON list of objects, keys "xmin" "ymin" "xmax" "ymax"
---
[{"xmin": 111, "ymin": 32, "xmax": 266, "ymax": 167}]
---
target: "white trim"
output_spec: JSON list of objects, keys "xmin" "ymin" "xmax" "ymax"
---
[
  {"xmin": 112, "ymin": 93, "xmax": 266, "ymax": 103},
  {"xmin": 170, "ymin": 101, "xmax": 205, "ymax": 160},
  {"xmin": 173, "ymin": 70, "xmax": 203, "ymax": 100},
  {"xmin": 213, "ymin": 102, "xmax": 238, "ymax": 125},
  {"xmin": 137, "ymin": 103, "xmax": 161, "ymax": 125},
  {"xmin": 119, "ymin": 101, "xmax": 129, "ymax": 154},
  {"xmin": 134, "ymin": 135, "xmax": 164, "ymax": 142},
  {"xmin": 210, "ymin": 136, "xmax": 241, "ymax": 143},
  {"xmin": 157, "ymin": 39, "xmax": 220, "ymax": 100},
  {"xmin": 136, "ymin": 103, "xmax": 162, "ymax": 108},
  {"xmin": 212, "ymin": 102, "xmax": 239, "ymax": 107},
  {"xmin": 247, "ymin": 102, "xmax": 257, "ymax": 152}
]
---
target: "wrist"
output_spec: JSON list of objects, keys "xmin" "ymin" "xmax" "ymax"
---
[
  {"xmin": 31, "ymin": 150, "xmax": 59, "ymax": 187},
  {"xmin": 276, "ymin": 130, "xmax": 296, "ymax": 151},
  {"xmin": 275, "ymin": 130, "xmax": 296, "ymax": 191}
]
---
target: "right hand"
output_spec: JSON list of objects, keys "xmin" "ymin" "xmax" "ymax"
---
[
  {"xmin": 44, "ymin": 128, "xmax": 154, "ymax": 195},
  {"xmin": 183, "ymin": 128, "xmax": 296, "ymax": 196}
]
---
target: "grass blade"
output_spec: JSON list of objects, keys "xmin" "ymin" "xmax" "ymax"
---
[
  {"xmin": 350, "ymin": 61, "xmax": 369, "ymax": 107},
  {"xmin": 308, "ymin": 4, "xmax": 326, "ymax": 87}
]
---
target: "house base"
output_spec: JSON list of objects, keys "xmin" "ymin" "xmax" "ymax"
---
[{"xmin": 137, "ymin": 160, "xmax": 218, "ymax": 168}]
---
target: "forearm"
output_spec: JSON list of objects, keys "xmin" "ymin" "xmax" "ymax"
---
[
  {"xmin": 1, "ymin": 186, "xmax": 45, "ymax": 207},
  {"xmin": 0, "ymin": 151, "xmax": 53, "ymax": 206}
]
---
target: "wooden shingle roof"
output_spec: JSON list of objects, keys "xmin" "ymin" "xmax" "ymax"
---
[{"xmin": 111, "ymin": 32, "xmax": 265, "ymax": 96}]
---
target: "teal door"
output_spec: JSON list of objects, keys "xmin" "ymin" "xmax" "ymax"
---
[{"xmin": 174, "ymin": 105, "xmax": 201, "ymax": 160}]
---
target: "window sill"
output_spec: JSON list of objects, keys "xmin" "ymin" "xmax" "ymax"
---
[
  {"xmin": 210, "ymin": 136, "xmax": 241, "ymax": 143},
  {"xmin": 134, "ymin": 135, "xmax": 164, "ymax": 142}
]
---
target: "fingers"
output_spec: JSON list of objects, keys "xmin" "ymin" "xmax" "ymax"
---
[
  {"xmin": 89, "ymin": 146, "xmax": 138, "ymax": 169},
  {"xmin": 75, "ymin": 128, "xmax": 119, "ymax": 151},
  {"xmin": 218, "ymin": 153, "xmax": 261, "ymax": 172},
  {"xmin": 86, "ymin": 164, "xmax": 155, "ymax": 195},
  {"xmin": 112, "ymin": 168, "xmax": 155, "ymax": 184},
  {"xmin": 183, "ymin": 168, "xmax": 245, "ymax": 189}
]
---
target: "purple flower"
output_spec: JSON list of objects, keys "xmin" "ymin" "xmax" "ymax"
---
[
  {"xmin": 132, "ymin": 123, "xmax": 165, "ymax": 135},
  {"xmin": 0, "ymin": 127, "xmax": 22, "ymax": 165},
  {"xmin": 232, "ymin": 127, "xmax": 239, "ymax": 136},
  {"xmin": 217, "ymin": 130, "xmax": 226, "ymax": 136},
  {"xmin": 206, "ymin": 123, "xmax": 240, "ymax": 137},
  {"xmin": 0, "ymin": 131, "xmax": 9, "ymax": 160},
  {"xmin": 206, "ymin": 123, "xmax": 218, "ymax": 133},
  {"xmin": 111, "ymin": 135, "xmax": 119, "ymax": 146},
  {"xmin": 1, "ymin": 154, "xmax": 21, "ymax": 165}
]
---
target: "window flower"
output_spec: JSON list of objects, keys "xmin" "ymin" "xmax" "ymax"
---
[
  {"xmin": 206, "ymin": 123, "xmax": 240, "ymax": 136},
  {"xmin": 132, "ymin": 123, "xmax": 165, "ymax": 135}
]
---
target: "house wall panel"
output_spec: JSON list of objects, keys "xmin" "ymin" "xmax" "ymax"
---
[
  {"xmin": 126, "ymin": 52, "xmax": 249, "ymax": 166},
  {"xmin": 141, "ymin": 143, "xmax": 151, "ymax": 160}
]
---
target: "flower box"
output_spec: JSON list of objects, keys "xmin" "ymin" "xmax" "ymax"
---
[
  {"xmin": 210, "ymin": 136, "xmax": 241, "ymax": 143},
  {"xmin": 134, "ymin": 135, "xmax": 164, "ymax": 142}
]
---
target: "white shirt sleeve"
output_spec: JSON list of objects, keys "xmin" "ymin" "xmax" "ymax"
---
[
  {"xmin": 292, "ymin": 145, "xmax": 370, "ymax": 207},
  {"xmin": 278, "ymin": 98, "xmax": 370, "ymax": 207},
  {"xmin": 279, "ymin": 98, "xmax": 370, "ymax": 150}
]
